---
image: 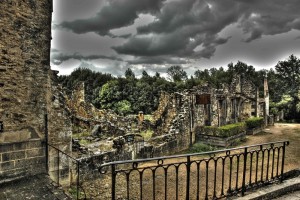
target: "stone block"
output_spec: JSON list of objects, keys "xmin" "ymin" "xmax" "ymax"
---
[
  {"xmin": 14, "ymin": 157, "xmax": 45, "ymax": 169},
  {"xmin": 2, "ymin": 151, "xmax": 25, "ymax": 162},
  {"xmin": 27, "ymin": 140, "xmax": 42, "ymax": 148},
  {"xmin": 13, "ymin": 142, "xmax": 27, "ymax": 151},
  {"xmin": 0, "ymin": 161, "xmax": 15, "ymax": 171},
  {"xmin": 26, "ymin": 148, "xmax": 45, "ymax": 158},
  {"xmin": 0, "ymin": 143, "xmax": 14, "ymax": 153}
]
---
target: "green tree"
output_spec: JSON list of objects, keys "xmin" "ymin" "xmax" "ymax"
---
[
  {"xmin": 167, "ymin": 66, "xmax": 187, "ymax": 82},
  {"xmin": 125, "ymin": 68, "xmax": 135, "ymax": 79},
  {"xmin": 115, "ymin": 100, "xmax": 132, "ymax": 115},
  {"xmin": 275, "ymin": 55, "xmax": 300, "ymax": 120}
]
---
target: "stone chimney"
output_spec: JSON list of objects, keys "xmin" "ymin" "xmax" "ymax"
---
[{"xmin": 264, "ymin": 75, "xmax": 269, "ymax": 116}]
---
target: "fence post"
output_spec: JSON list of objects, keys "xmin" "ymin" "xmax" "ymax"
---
[
  {"xmin": 242, "ymin": 147, "xmax": 247, "ymax": 196},
  {"xmin": 186, "ymin": 156, "xmax": 191, "ymax": 200}
]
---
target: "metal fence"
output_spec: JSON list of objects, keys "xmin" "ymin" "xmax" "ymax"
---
[
  {"xmin": 47, "ymin": 143, "xmax": 83, "ymax": 199},
  {"xmin": 99, "ymin": 141, "xmax": 289, "ymax": 200}
]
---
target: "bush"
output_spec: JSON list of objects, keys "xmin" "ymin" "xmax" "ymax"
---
[
  {"xmin": 245, "ymin": 117, "xmax": 264, "ymax": 129},
  {"xmin": 188, "ymin": 142, "xmax": 218, "ymax": 153},
  {"xmin": 196, "ymin": 122, "xmax": 246, "ymax": 138}
]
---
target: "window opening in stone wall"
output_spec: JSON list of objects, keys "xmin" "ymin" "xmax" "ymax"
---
[
  {"xmin": 0, "ymin": 121, "xmax": 3, "ymax": 132},
  {"xmin": 195, "ymin": 94, "xmax": 211, "ymax": 105}
]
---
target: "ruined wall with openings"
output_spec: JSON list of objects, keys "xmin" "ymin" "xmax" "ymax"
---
[{"xmin": 0, "ymin": 0, "xmax": 72, "ymax": 182}]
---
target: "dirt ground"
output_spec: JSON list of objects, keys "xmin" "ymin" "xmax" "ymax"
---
[
  {"xmin": 82, "ymin": 123, "xmax": 300, "ymax": 199},
  {"xmin": 242, "ymin": 123, "xmax": 300, "ymax": 172}
]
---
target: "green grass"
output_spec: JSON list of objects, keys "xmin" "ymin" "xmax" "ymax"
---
[
  {"xmin": 186, "ymin": 142, "xmax": 219, "ymax": 153},
  {"xmin": 140, "ymin": 129, "xmax": 153, "ymax": 141}
]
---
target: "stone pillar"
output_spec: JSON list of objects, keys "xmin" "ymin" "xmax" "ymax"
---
[{"xmin": 138, "ymin": 111, "xmax": 144, "ymax": 126}]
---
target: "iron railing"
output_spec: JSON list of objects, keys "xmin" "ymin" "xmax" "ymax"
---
[
  {"xmin": 99, "ymin": 141, "xmax": 289, "ymax": 200},
  {"xmin": 47, "ymin": 143, "xmax": 82, "ymax": 199}
]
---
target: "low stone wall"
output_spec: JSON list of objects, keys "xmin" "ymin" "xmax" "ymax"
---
[
  {"xmin": 0, "ymin": 139, "xmax": 46, "ymax": 182},
  {"xmin": 246, "ymin": 127, "xmax": 263, "ymax": 135},
  {"xmin": 196, "ymin": 132, "xmax": 246, "ymax": 147}
]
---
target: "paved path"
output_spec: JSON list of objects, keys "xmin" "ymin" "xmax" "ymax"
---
[
  {"xmin": 275, "ymin": 190, "xmax": 300, "ymax": 200},
  {"xmin": 0, "ymin": 174, "xmax": 71, "ymax": 200}
]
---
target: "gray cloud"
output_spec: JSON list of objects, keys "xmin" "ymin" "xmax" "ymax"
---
[
  {"xmin": 59, "ymin": 0, "xmax": 164, "ymax": 36},
  {"xmin": 127, "ymin": 56, "xmax": 187, "ymax": 65},
  {"xmin": 51, "ymin": 53, "xmax": 123, "ymax": 65},
  {"xmin": 53, "ymin": 0, "xmax": 300, "ymax": 71}
]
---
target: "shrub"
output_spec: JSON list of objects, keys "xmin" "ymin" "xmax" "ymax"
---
[
  {"xmin": 196, "ymin": 122, "xmax": 246, "ymax": 138},
  {"xmin": 245, "ymin": 117, "xmax": 264, "ymax": 129},
  {"xmin": 188, "ymin": 142, "xmax": 219, "ymax": 153}
]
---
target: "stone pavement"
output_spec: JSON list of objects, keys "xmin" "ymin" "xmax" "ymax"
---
[{"xmin": 0, "ymin": 174, "xmax": 72, "ymax": 200}]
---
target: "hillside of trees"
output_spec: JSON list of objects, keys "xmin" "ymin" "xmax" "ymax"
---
[{"xmin": 57, "ymin": 55, "xmax": 300, "ymax": 121}]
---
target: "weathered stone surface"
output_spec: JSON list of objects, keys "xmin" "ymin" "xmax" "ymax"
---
[{"xmin": 0, "ymin": 0, "xmax": 72, "ymax": 184}]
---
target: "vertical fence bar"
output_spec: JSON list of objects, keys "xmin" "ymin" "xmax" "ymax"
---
[
  {"xmin": 175, "ymin": 166, "xmax": 179, "ymax": 200},
  {"xmin": 280, "ymin": 142, "xmax": 286, "ymax": 182},
  {"xmin": 249, "ymin": 152, "xmax": 253, "ymax": 186},
  {"xmin": 164, "ymin": 168, "xmax": 167, "ymax": 200},
  {"xmin": 261, "ymin": 149, "xmax": 265, "ymax": 182},
  {"xmin": 228, "ymin": 157, "xmax": 233, "ymax": 193},
  {"xmin": 44, "ymin": 114, "xmax": 48, "ymax": 172},
  {"xmin": 235, "ymin": 156, "xmax": 239, "ymax": 190},
  {"xmin": 186, "ymin": 156, "xmax": 191, "ymax": 200},
  {"xmin": 126, "ymin": 173, "xmax": 130, "ymax": 200},
  {"xmin": 255, "ymin": 152, "xmax": 259, "ymax": 184},
  {"xmin": 221, "ymin": 158, "xmax": 225, "ymax": 196},
  {"xmin": 111, "ymin": 164, "xmax": 116, "ymax": 200},
  {"xmin": 77, "ymin": 161, "xmax": 80, "ymax": 200},
  {"xmin": 213, "ymin": 159, "xmax": 217, "ymax": 199},
  {"xmin": 57, "ymin": 150, "xmax": 60, "ymax": 186},
  {"xmin": 153, "ymin": 170, "xmax": 156, "ymax": 200},
  {"xmin": 266, "ymin": 149, "xmax": 270, "ymax": 181},
  {"xmin": 205, "ymin": 161, "xmax": 209, "ymax": 200},
  {"xmin": 271, "ymin": 148, "xmax": 275, "ymax": 179},
  {"xmin": 276, "ymin": 148, "xmax": 280, "ymax": 177},
  {"xmin": 242, "ymin": 148, "xmax": 247, "ymax": 196},
  {"xmin": 196, "ymin": 163, "xmax": 200, "ymax": 200},
  {"xmin": 140, "ymin": 171, "xmax": 143, "ymax": 200}
]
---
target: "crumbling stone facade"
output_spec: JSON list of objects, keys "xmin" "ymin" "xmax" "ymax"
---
[
  {"xmin": 0, "ymin": 0, "xmax": 72, "ymax": 183},
  {"xmin": 151, "ymin": 75, "xmax": 270, "ymax": 151}
]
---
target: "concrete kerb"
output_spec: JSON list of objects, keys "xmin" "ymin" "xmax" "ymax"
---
[{"xmin": 231, "ymin": 169, "xmax": 300, "ymax": 200}]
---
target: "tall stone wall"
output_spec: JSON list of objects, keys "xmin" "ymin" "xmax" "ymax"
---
[{"xmin": 0, "ymin": 0, "xmax": 72, "ymax": 182}]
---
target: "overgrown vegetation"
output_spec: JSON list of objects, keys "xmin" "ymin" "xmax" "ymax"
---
[
  {"xmin": 58, "ymin": 55, "xmax": 300, "ymax": 121},
  {"xmin": 196, "ymin": 122, "xmax": 246, "ymax": 138},
  {"xmin": 140, "ymin": 129, "xmax": 154, "ymax": 141},
  {"xmin": 245, "ymin": 117, "xmax": 264, "ymax": 129},
  {"xmin": 187, "ymin": 142, "xmax": 219, "ymax": 153}
]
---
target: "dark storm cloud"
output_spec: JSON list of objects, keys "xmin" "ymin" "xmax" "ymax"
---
[
  {"xmin": 51, "ymin": 53, "xmax": 123, "ymax": 65},
  {"xmin": 113, "ymin": 0, "xmax": 239, "ymax": 58},
  {"xmin": 113, "ymin": 0, "xmax": 300, "ymax": 60},
  {"xmin": 59, "ymin": 0, "xmax": 164, "ymax": 36},
  {"xmin": 53, "ymin": 0, "xmax": 300, "ymax": 69}
]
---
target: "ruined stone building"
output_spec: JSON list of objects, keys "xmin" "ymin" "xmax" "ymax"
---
[
  {"xmin": 0, "ymin": 1, "xmax": 72, "ymax": 183},
  {"xmin": 151, "ymin": 74, "xmax": 270, "ymax": 152}
]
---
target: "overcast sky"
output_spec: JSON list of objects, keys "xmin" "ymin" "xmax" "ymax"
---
[{"xmin": 51, "ymin": 0, "xmax": 300, "ymax": 77}]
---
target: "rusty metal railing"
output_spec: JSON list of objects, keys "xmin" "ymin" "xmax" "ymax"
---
[{"xmin": 99, "ymin": 141, "xmax": 289, "ymax": 200}]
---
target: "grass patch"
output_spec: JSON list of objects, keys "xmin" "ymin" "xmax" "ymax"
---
[
  {"xmin": 187, "ymin": 142, "xmax": 219, "ymax": 153},
  {"xmin": 73, "ymin": 131, "xmax": 90, "ymax": 139},
  {"xmin": 144, "ymin": 115, "xmax": 154, "ymax": 122},
  {"xmin": 140, "ymin": 129, "xmax": 153, "ymax": 141}
]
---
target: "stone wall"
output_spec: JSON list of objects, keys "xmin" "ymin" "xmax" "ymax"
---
[{"xmin": 0, "ymin": 0, "xmax": 72, "ymax": 182}]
